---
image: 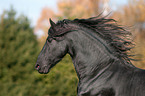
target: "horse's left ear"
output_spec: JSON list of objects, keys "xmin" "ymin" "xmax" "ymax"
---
[{"xmin": 49, "ymin": 18, "xmax": 56, "ymax": 30}]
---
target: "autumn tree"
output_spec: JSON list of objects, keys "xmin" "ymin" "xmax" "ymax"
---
[
  {"xmin": 35, "ymin": 7, "xmax": 57, "ymax": 45},
  {"xmin": 57, "ymin": 0, "xmax": 102, "ymax": 19}
]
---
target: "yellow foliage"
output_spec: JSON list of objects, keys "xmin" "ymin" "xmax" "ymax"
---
[
  {"xmin": 57, "ymin": 0, "xmax": 101, "ymax": 19},
  {"xmin": 34, "ymin": 7, "xmax": 56, "ymax": 45}
]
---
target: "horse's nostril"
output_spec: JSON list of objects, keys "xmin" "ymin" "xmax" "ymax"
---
[{"xmin": 35, "ymin": 64, "xmax": 40, "ymax": 70}]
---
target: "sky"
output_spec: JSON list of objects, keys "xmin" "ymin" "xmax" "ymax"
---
[
  {"xmin": 0, "ymin": 0, "xmax": 128, "ymax": 26},
  {"xmin": 0, "ymin": 0, "xmax": 57, "ymax": 26}
]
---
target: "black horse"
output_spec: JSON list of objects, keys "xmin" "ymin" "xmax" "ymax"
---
[{"xmin": 35, "ymin": 16, "xmax": 145, "ymax": 96}]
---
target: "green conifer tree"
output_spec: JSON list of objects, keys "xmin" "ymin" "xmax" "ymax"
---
[{"xmin": 0, "ymin": 8, "xmax": 39, "ymax": 96}]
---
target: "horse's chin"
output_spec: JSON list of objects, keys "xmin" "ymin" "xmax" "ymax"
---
[
  {"xmin": 38, "ymin": 69, "xmax": 49, "ymax": 74},
  {"xmin": 38, "ymin": 66, "xmax": 50, "ymax": 74},
  {"xmin": 39, "ymin": 71, "xmax": 49, "ymax": 74}
]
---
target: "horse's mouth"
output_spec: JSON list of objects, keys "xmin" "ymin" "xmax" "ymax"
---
[{"xmin": 38, "ymin": 68, "xmax": 49, "ymax": 74}]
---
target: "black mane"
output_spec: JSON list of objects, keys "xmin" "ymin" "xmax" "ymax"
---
[{"xmin": 48, "ymin": 16, "xmax": 134, "ymax": 64}]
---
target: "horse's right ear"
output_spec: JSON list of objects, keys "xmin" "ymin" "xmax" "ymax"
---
[{"xmin": 49, "ymin": 18, "xmax": 56, "ymax": 31}]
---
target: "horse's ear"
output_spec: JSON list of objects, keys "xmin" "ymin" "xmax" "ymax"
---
[{"xmin": 49, "ymin": 18, "xmax": 56, "ymax": 31}]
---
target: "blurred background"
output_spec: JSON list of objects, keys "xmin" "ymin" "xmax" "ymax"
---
[{"xmin": 0, "ymin": 0, "xmax": 145, "ymax": 96}]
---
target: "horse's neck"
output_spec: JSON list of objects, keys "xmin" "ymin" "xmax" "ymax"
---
[{"xmin": 67, "ymin": 31, "xmax": 115, "ymax": 80}]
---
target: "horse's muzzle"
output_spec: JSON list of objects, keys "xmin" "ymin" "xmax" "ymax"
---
[{"xmin": 35, "ymin": 64, "xmax": 49, "ymax": 74}]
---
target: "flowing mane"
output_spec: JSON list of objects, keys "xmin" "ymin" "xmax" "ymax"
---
[{"xmin": 48, "ymin": 16, "xmax": 134, "ymax": 64}]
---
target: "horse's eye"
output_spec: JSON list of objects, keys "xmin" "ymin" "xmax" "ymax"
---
[{"xmin": 47, "ymin": 37, "xmax": 52, "ymax": 42}]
